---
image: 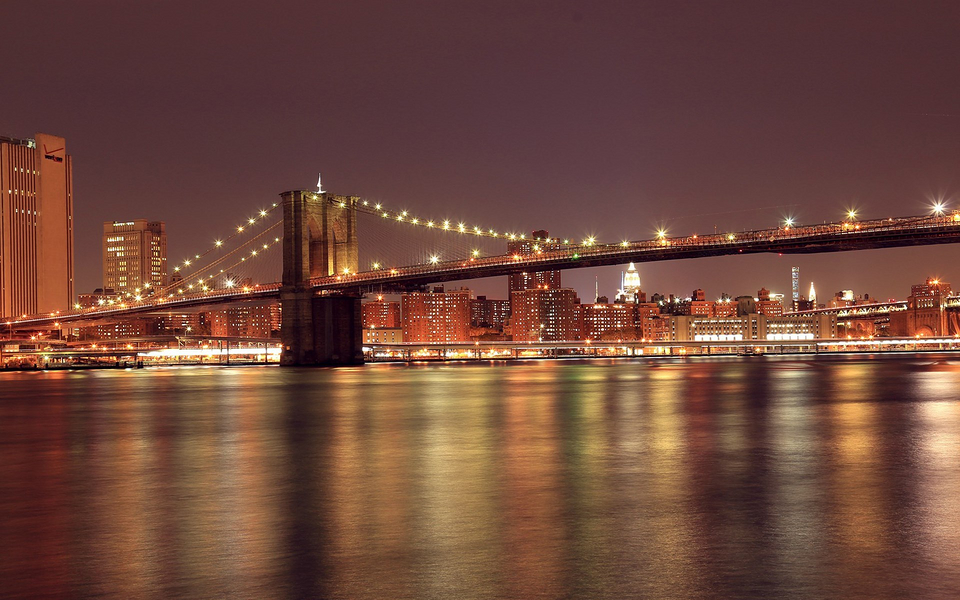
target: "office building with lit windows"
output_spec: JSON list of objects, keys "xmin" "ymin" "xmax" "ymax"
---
[
  {"xmin": 578, "ymin": 301, "xmax": 640, "ymax": 340},
  {"xmin": 209, "ymin": 302, "xmax": 281, "ymax": 338},
  {"xmin": 102, "ymin": 220, "xmax": 167, "ymax": 293},
  {"xmin": 470, "ymin": 296, "xmax": 511, "ymax": 328},
  {"xmin": 362, "ymin": 297, "xmax": 401, "ymax": 329},
  {"xmin": 511, "ymin": 287, "xmax": 580, "ymax": 342},
  {"xmin": 401, "ymin": 286, "xmax": 471, "ymax": 343},
  {"xmin": 0, "ymin": 133, "xmax": 74, "ymax": 316},
  {"xmin": 665, "ymin": 313, "xmax": 837, "ymax": 342}
]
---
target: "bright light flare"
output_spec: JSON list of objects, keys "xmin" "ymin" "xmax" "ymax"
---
[{"xmin": 932, "ymin": 201, "xmax": 946, "ymax": 215}]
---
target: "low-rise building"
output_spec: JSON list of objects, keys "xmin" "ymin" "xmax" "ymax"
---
[
  {"xmin": 363, "ymin": 327, "xmax": 403, "ymax": 344},
  {"xmin": 666, "ymin": 313, "xmax": 837, "ymax": 341}
]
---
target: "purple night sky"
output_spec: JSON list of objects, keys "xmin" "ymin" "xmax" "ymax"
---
[{"xmin": 3, "ymin": 1, "xmax": 960, "ymax": 302}]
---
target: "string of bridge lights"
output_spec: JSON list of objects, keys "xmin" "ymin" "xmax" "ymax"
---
[
  {"xmin": 69, "ymin": 196, "xmax": 960, "ymax": 311},
  {"xmin": 326, "ymin": 193, "xmax": 574, "ymax": 244},
  {"xmin": 161, "ymin": 223, "xmax": 283, "ymax": 299},
  {"xmin": 172, "ymin": 203, "xmax": 281, "ymax": 275}
]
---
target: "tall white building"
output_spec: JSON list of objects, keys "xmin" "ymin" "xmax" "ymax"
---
[{"xmin": 616, "ymin": 262, "xmax": 642, "ymax": 303}]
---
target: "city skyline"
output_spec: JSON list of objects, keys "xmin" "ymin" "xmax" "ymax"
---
[{"xmin": 3, "ymin": 2, "xmax": 960, "ymax": 303}]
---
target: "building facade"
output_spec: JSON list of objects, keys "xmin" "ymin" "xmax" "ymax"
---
[
  {"xmin": 209, "ymin": 302, "xmax": 281, "ymax": 338},
  {"xmin": 0, "ymin": 133, "xmax": 74, "ymax": 316},
  {"xmin": 401, "ymin": 287, "xmax": 471, "ymax": 343},
  {"xmin": 363, "ymin": 327, "xmax": 403, "ymax": 344},
  {"xmin": 470, "ymin": 295, "xmax": 511, "ymax": 328},
  {"xmin": 578, "ymin": 302, "xmax": 640, "ymax": 340},
  {"xmin": 888, "ymin": 278, "xmax": 955, "ymax": 337},
  {"xmin": 362, "ymin": 297, "xmax": 401, "ymax": 329},
  {"xmin": 756, "ymin": 287, "xmax": 784, "ymax": 316},
  {"xmin": 511, "ymin": 287, "xmax": 580, "ymax": 342},
  {"xmin": 665, "ymin": 313, "xmax": 837, "ymax": 342},
  {"xmin": 102, "ymin": 220, "xmax": 167, "ymax": 293}
]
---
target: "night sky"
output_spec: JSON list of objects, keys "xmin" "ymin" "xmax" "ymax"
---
[{"xmin": 3, "ymin": 1, "xmax": 960, "ymax": 302}]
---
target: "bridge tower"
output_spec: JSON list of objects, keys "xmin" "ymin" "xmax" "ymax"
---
[{"xmin": 279, "ymin": 190, "xmax": 363, "ymax": 366}]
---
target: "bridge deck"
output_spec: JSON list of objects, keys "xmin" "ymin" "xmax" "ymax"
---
[{"xmin": 8, "ymin": 211, "xmax": 960, "ymax": 329}]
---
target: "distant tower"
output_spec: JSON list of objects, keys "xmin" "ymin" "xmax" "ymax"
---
[
  {"xmin": 616, "ymin": 262, "xmax": 642, "ymax": 303},
  {"xmin": 102, "ymin": 220, "xmax": 168, "ymax": 293},
  {"xmin": 791, "ymin": 266, "xmax": 800, "ymax": 312},
  {"xmin": 808, "ymin": 281, "xmax": 817, "ymax": 307}
]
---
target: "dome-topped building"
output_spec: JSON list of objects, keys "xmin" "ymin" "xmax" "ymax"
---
[{"xmin": 616, "ymin": 263, "xmax": 643, "ymax": 304}]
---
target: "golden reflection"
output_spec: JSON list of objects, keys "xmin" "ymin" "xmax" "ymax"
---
[
  {"xmin": 915, "ymin": 385, "xmax": 960, "ymax": 570},
  {"xmin": 4, "ymin": 359, "xmax": 960, "ymax": 598},
  {"xmin": 821, "ymin": 362, "xmax": 891, "ymax": 592},
  {"xmin": 641, "ymin": 364, "xmax": 700, "ymax": 598},
  {"xmin": 497, "ymin": 363, "xmax": 568, "ymax": 598}
]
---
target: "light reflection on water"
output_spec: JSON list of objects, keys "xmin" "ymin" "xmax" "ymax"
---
[{"xmin": 2, "ymin": 356, "xmax": 960, "ymax": 599}]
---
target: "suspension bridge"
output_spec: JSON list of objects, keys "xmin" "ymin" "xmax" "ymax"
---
[{"xmin": 5, "ymin": 186, "xmax": 960, "ymax": 365}]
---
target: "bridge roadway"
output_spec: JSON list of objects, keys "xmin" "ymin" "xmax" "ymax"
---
[
  {"xmin": 314, "ymin": 211, "xmax": 960, "ymax": 292},
  {"xmin": 8, "ymin": 211, "xmax": 960, "ymax": 330}
]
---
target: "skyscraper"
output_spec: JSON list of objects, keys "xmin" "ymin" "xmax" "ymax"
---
[
  {"xmin": 616, "ymin": 262, "xmax": 643, "ymax": 303},
  {"xmin": 102, "ymin": 220, "xmax": 168, "ymax": 293},
  {"xmin": 0, "ymin": 133, "xmax": 74, "ymax": 317},
  {"xmin": 791, "ymin": 266, "xmax": 800, "ymax": 312}
]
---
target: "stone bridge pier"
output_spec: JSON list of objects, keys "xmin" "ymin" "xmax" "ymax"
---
[{"xmin": 279, "ymin": 190, "xmax": 363, "ymax": 366}]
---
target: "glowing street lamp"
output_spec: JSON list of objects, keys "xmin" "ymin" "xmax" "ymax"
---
[{"xmin": 932, "ymin": 201, "xmax": 946, "ymax": 215}]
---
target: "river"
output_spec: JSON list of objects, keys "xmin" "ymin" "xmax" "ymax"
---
[{"xmin": 2, "ymin": 355, "xmax": 959, "ymax": 599}]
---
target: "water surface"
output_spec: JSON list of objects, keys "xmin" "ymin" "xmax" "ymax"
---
[{"xmin": 2, "ymin": 355, "xmax": 960, "ymax": 599}]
